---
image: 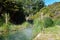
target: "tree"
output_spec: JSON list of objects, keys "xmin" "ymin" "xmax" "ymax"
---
[
  {"xmin": 0, "ymin": 0, "xmax": 25, "ymax": 25},
  {"xmin": 0, "ymin": 0, "xmax": 45, "ymax": 24},
  {"xmin": 16, "ymin": 0, "xmax": 45, "ymax": 16}
]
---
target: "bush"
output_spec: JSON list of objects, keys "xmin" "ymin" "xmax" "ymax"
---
[{"xmin": 43, "ymin": 17, "xmax": 54, "ymax": 28}]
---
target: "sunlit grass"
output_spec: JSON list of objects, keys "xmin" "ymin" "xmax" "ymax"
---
[{"xmin": 34, "ymin": 25, "xmax": 60, "ymax": 40}]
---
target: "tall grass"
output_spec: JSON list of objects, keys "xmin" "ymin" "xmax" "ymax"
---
[{"xmin": 32, "ymin": 18, "xmax": 42, "ymax": 38}]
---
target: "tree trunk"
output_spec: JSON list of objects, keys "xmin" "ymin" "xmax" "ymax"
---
[{"xmin": 5, "ymin": 13, "xmax": 9, "ymax": 25}]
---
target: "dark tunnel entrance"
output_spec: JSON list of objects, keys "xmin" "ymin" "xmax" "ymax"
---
[{"xmin": 9, "ymin": 11, "xmax": 26, "ymax": 25}]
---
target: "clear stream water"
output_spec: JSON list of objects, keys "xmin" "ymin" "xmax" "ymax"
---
[{"xmin": 6, "ymin": 27, "xmax": 32, "ymax": 40}]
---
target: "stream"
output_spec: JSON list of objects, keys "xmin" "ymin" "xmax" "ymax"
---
[{"xmin": 8, "ymin": 27, "xmax": 32, "ymax": 40}]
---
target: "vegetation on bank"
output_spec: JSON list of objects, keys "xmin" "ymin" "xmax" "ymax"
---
[{"xmin": 32, "ymin": 2, "xmax": 60, "ymax": 40}]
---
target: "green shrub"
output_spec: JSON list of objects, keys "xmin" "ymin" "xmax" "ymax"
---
[{"xmin": 43, "ymin": 17, "xmax": 54, "ymax": 28}]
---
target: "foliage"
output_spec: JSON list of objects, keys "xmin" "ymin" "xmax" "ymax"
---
[
  {"xmin": 33, "ymin": 18, "xmax": 42, "ymax": 38},
  {"xmin": 31, "ymin": 2, "xmax": 60, "ymax": 28},
  {"xmin": 0, "ymin": 0, "xmax": 25, "ymax": 25},
  {"xmin": 0, "ymin": 0, "xmax": 45, "ymax": 25},
  {"xmin": 0, "ymin": 17, "xmax": 5, "ymax": 26},
  {"xmin": 43, "ymin": 17, "xmax": 54, "ymax": 28},
  {"xmin": 16, "ymin": 0, "xmax": 45, "ymax": 16},
  {"xmin": 32, "ymin": 17, "xmax": 54, "ymax": 37}
]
